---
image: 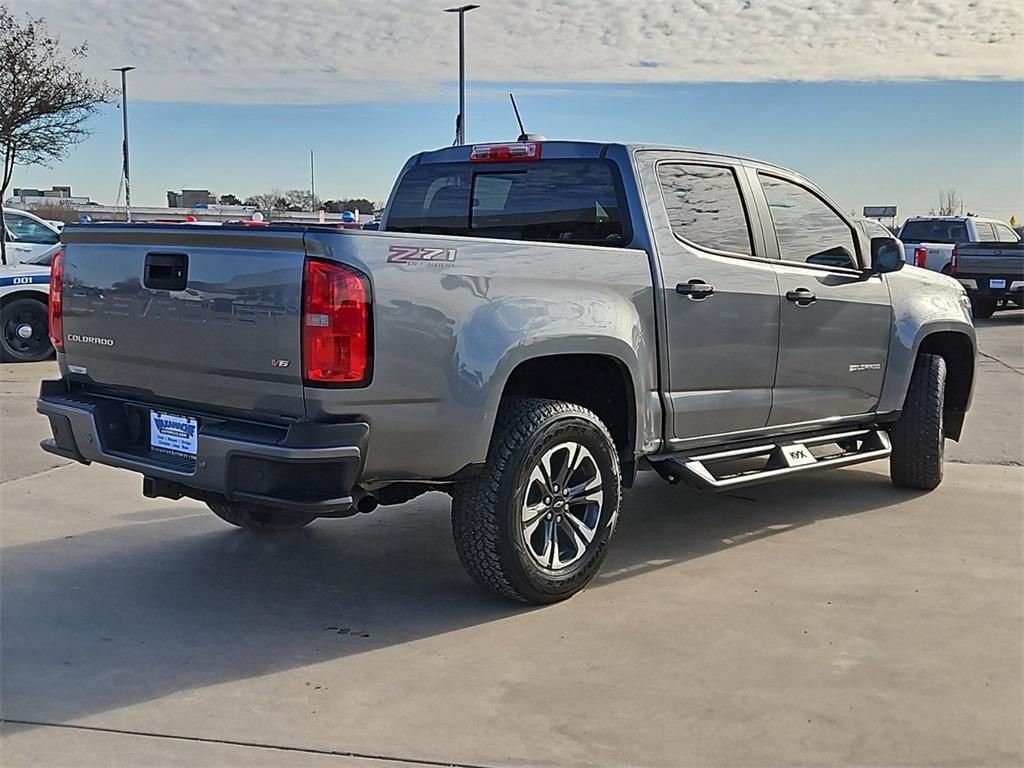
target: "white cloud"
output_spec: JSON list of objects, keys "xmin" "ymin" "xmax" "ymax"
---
[{"xmin": 11, "ymin": 0, "xmax": 1024, "ymax": 103}]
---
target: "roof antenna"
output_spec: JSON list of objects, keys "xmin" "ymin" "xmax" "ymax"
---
[{"xmin": 509, "ymin": 93, "xmax": 546, "ymax": 142}]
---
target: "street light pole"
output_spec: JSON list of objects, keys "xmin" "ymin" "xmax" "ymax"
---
[
  {"xmin": 112, "ymin": 66, "xmax": 135, "ymax": 221},
  {"xmin": 310, "ymin": 149, "xmax": 316, "ymax": 212},
  {"xmin": 444, "ymin": 5, "xmax": 479, "ymax": 145}
]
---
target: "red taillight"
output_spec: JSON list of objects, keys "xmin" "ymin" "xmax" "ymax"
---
[
  {"xmin": 48, "ymin": 248, "xmax": 64, "ymax": 349},
  {"xmin": 914, "ymin": 247, "xmax": 927, "ymax": 269},
  {"xmin": 949, "ymin": 246, "xmax": 958, "ymax": 274},
  {"xmin": 469, "ymin": 142, "xmax": 542, "ymax": 163},
  {"xmin": 302, "ymin": 259, "xmax": 371, "ymax": 385}
]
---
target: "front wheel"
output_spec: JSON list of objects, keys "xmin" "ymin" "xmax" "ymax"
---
[
  {"xmin": 451, "ymin": 397, "xmax": 621, "ymax": 604},
  {"xmin": 889, "ymin": 354, "xmax": 946, "ymax": 490},
  {"xmin": 206, "ymin": 500, "xmax": 316, "ymax": 532},
  {"xmin": 1, "ymin": 298, "xmax": 53, "ymax": 362}
]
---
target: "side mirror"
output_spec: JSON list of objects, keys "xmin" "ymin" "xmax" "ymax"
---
[{"xmin": 869, "ymin": 237, "xmax": 904, "ymax": 274}]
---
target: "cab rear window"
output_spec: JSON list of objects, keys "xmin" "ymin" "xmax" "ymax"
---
[
  {"xmin": 386, "ymin": 159, "xmax": 630, "ymax": 247},
  {"xmin": 899, "ymin": 220, "xmax": 968, "ymax": 244}
]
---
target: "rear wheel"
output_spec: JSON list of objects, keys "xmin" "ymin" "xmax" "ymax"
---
[
  {"xmin": 970, "ymin": 296, "xmax": 997, "ymax": 319},
  {"xmin": 889, "ymin": 354, "xmax": 946, "ymax": 490},
  {"xmin": 451, "ymin": 397, "xmax": 621, "ymax": 604},
  {"xmin": 1, "ymin": 298, "xmax": 53, "ymax": 362},
  {"xmin": 206, "ymin": 500, "xmax": 316, "ymax": 532}
]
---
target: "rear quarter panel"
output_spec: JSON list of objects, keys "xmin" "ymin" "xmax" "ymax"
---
[{"xmin": 303, "ymin": 230, "xmax": 659, "ymax": 481}]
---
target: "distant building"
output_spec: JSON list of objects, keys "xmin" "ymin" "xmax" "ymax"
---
[
  {"xmin": 6, "ymin": 186, "xmax": 91, "ymax": 207},
  {"xmin": 167, "ymin": 189, "xmax": 217, "ymax": 208}
]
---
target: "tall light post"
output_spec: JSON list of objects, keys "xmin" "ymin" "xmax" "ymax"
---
[
  {"xmin": 444, "ymin": 4, "xmax": 479, "ymax": 145},
  {"xmin": 112, "ymin": 66, "xmax": 135, "ymax": 221}
]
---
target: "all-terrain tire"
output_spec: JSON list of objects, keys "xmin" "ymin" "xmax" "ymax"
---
[
  {"xmin": 206, "ymin": 500, "xmax": 316, "ymax": 532},
  {"xmin": 1, "ymin": 298, "xmax": 53, "ymax": 362},
  {"xmin": 889, "ymin": 353, "xmax": 946, "ymax": 490},
  {"xmin": 451, "ymin": 397, "xmax": 621, "ymax": 605}
]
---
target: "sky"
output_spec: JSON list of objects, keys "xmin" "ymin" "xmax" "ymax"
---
[{"xmin": 8, "ymin": 0, "xmax": 1024, "ymax": 220}]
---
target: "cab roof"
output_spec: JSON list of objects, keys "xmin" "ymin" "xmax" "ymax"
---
[{"xmin": 413, "ymin": 140, "xmax": 795, "ymax": 174}]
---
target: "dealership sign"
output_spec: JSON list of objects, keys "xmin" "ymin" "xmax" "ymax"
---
[{"xmin": 863, "ymin": 206, "xmax": 897, "ymax": 218}]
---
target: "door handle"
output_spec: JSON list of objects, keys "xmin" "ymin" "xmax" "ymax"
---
[
  {"xmin": 785, "ymin": 288, "xmax": 816, "ymax": 306},
  {"xmin": 676, "ymin": 280, "xmax": 714, "ymax": 300}
]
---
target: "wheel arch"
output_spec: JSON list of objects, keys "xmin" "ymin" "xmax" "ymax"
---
[
  {"xmin": 916, "ymin": 330, "xmax": 975, "ymax": 440},
  {"xmin": 1, "ymin": 289, "xmax": 49, "ymax": 308},
  {"xmin": 497, "ymin": 352, "xmax": 639, "ymax": 486}
]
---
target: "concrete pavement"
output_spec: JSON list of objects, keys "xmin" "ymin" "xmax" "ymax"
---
[{"xmin": 1, "ymin": 314, "xmax": 1021, "ymax": 767}]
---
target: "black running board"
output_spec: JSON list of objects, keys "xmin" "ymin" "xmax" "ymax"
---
[{"xmin": 650, "ymin": 428, "xmax": 891, "ymax": 490}]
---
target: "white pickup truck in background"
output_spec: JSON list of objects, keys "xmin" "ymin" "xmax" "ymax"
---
[{"xmin": 898, "ymin": 216, "xmax": 1021, "ymax": 273}]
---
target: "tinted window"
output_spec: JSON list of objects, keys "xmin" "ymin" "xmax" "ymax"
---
[
  {"xmin": 974, "ymin": 222, "xmax": 997, "ymax": 242},
  {"xmin": 994, "ymin": 223, "xmax": 1020, "ymax": 243},
  {"xmin": 5, "ymin": 213, "xmax": 59, "ymax": 245},
  {"xmin": 387, "ymin": 160, "xmax": 628, "ymax": 246},
  {"xmin": 898, "ymin": 220, "xmax": 969, "ymax": 245},
  {"xmin": 657, "ymin": 163, "xmax": 752, "ymax": 255},
  {"xmin": 760, "ymin": 175, "xmax": 858, "ymax": 269}
]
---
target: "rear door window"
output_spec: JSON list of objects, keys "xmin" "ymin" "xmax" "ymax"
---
[
  {"xmin": 993, "ymin": 223, "xmax": 1020, "ymax": 243},
  {"xmin": 386, "ymin": 159, "xmax": 629, "ymax": 246},
  {"xmin": 974, "ymin": 222, "xmax": 997, "ymax": 242},
  {"xmin": 656, "ymin": 163, "xmax": 753, "ymax": 256},
  {"xmin": 759, "ymin": 174, "xmax": 859, "ymax": 269}
]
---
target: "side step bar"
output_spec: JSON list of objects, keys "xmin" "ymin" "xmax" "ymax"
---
[{"xmin": 650, "ymin": 429, "xmax": 891, "ymax": 491}]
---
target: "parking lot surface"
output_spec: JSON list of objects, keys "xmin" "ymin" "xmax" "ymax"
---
[{"xmin": 2, "ymin": 314, "xmax": 1022, "ymax": 767}]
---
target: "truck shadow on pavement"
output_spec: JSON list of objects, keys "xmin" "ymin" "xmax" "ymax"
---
[
  {"xmin": 975, "ymin": 309, "xmax": 1024, "ymax": 326},
  {"xmin": 1, "ymin": 465, "xmax": 916, "ymax": 731}
]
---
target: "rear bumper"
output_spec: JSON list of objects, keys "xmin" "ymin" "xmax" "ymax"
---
[
  {"xmin": 957, "ymin": 277, "xmax": 1024, "ymax": 297},
  {"xmin": 36, "ymin": 380, "xmax": 367, "ymax": 515}
]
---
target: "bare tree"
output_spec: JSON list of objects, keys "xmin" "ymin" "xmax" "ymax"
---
[
  {"xmin": 1, "ymin": 4, "xmax": 112, "ymax": 264},
  {"xmin": 243, "ymin": 189, "xmax": 321, "ymax": 212},
  {"xmin": 282, "ymin": 189, "xmax": 320, "ymax": 211},
  {"xmin": 929, "ymin": 188, "xmax": 963, "ymax": 217},
  {"xmin": 243, "ymin": 190, "xmax": 286, "ymax": 210}
]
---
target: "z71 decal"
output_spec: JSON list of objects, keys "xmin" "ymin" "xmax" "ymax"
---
[{"xmin": 387, "ymin": 245, "xmax": 457, "ymax": 266}]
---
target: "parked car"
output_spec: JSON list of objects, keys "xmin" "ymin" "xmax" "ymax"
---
[
  {"xmin": 898, "ymin": 216, "xmax": 1019, "ymax": 273},
  {"xmin": 949, "ymin": 238, "xmax": 1024, "ymax": 318},
  {"xmin": 0, "ymin": 250, "xmax": 53, "ymax": 362},
  {"xmin": 38, "ymin": 140, "xmax": 976, "ymax": 604},
  {"xmin": 2, "ymin": 208, "xmax": 62, "ymax": 265}
]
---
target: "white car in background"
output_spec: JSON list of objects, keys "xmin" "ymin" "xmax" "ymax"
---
[
  {"xmin": 1, "ymin": 250, "xmax": 54, "ymax": 362},
  {"xmin": 2, "ymin": 207, "xmax": 62, "ymax": 265}
]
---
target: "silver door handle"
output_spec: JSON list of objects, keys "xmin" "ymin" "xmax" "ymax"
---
[
  {"xmin": 786, "ymin": 288, "xmax": 816, "ymax": 306},
  {"xmin": 676, "ymin": 280, "xmax": 715, "ymax": 300}
]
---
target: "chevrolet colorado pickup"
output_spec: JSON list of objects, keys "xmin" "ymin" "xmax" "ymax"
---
[{"xmin": 38, "ymin": 141, "xmax": 977, "ymax": 604}]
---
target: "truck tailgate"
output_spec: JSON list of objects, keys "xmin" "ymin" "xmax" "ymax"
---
[
  {"xmin": 60, "ymin": 227, "xmax": 308, "ymax": 418},
  {"xmin": 955, "ymin": 243, "xmax": 1024, "ymax": 275}
]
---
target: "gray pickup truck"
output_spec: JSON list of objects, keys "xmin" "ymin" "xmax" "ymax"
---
[
  {"xmin": 949, "ymin": 239, "xmax": 1024, "ymax": 319},
  {"xmin": 38, "ymin": 141, "xmax": 977, "ymax": 604}
]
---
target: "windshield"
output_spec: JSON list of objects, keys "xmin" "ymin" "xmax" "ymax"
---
[
  {"xmin": 25, "ymin": 247, "xmax": 58, "ymax": 266},
  {"xmin": 386, "ymin": 159, "xmax": 630, "ymax": 246},
  {"xmin": 899, "ymin": 220, "xmax": 968, "ymax": 245}
]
